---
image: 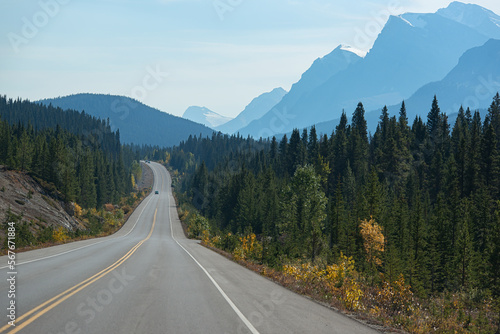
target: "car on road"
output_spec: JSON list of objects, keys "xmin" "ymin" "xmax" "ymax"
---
[{"xmin": 155, "ymin": 190, "xmax": 159, "ymax": 194}]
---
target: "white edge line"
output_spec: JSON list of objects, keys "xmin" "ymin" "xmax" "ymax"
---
[
  {"xmin": 165, "ymin": 167, "xmax": 260, "ymax": 334},
  {"xmin": 0, "ymin": 165, "xmax": 159, "ymax": 269}
]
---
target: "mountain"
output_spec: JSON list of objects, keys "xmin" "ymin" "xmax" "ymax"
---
[
  {"xmin": 215, "ymin": 87, "xmax": 287, "ymax": 134},
  {"xmin": 309, "ymin": 39, "xmax": 500, "ymax": 136},
  {"xmin": 278, "ymin": 45, "xmax": 362, "ymax": 108},
  {"xmin": 437, "ymin": 1, "xmax": 500, "ymax": 39},
  {"xmin": 238, "ymin": 45, "xmax": 362, "ymax": 137},
  {"xmin": 238, "ymin": 2, "xmax": 500, "ymax": 138},
  {"xmin": 38, "ymin": 94, "xmax": 214, "ymax": 147},
  {"xmin": 387, "ymin": 38, "xmax": 500, "ymax": 121},
  {"xmin": 182, "ymin": 106, "xmax": 233, "ymax": 129}
]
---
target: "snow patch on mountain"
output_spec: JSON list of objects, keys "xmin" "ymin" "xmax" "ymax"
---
[
  {"xmin": 399, "ymin": 13, "xmax": 428, "ymax": 28},
  {"xmin": 339, "ymin": 44, "xmax": 367, "ymax": 58}
]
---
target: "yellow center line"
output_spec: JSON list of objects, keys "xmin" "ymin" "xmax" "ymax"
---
[{"xmin": 1, "ymin": 208, "xmax": 158, "ymax": 334}]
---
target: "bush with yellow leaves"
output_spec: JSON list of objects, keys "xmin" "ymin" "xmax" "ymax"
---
[
  {"xmin": 373, "ymin": 274, "xmax": 415, "ymax": 316},
  {"xmin": 360, "ymin": 216, "xmax": 385, "ymax": 267},
  {"xmin": 52, "ymin": 226, "xmax": 69, "ymax": 243},
  {"xmin": 282, "ymin": 253, "xmax": 364, "ymax": 311},
  {"xmin": 233, "ymin": 233, "xmax": 262, "ymax": 262},
  {"xmin": 74, "ymin": 203, "xmax": 83, "ymax": 218}
]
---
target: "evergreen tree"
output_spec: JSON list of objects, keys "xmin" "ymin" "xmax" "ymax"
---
[
  {"xmin": 78, "ymin": 149, "xmax": 97, "ymax": 208},
  {"xmin": 481, "ymin": 123, "xmax": 500, "ymax": 197},
  {"xmin": 427, "ymin": 95, "xmax": 441, "ymax": 142},
  {"xmin": 454, "ymin": 198, "xmax": 475, "ymax": 289},
  {"xmin": 284, "ymin": 165, "xmax": 327, "ymax": 262},
  {"xmin": 349, "ymin": 103, "xmax": 369, "ymax": 181}
]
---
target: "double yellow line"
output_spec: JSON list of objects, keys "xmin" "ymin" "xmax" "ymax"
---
[{"xmin": 1, "ymin": 208, "xmax": 158, "ymax": 334}]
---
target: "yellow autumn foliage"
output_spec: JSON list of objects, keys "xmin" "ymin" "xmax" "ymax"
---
[
  {"xmin": 233, "ymin": 233, "xmax": 262, "ymax": 261},
  {"xmin": 53, "ymin": 226, "xmax": 69, "ymax": 243},
  {"xmin": 283, "ymin": 253, "xmax": 364, "ymax": 311},
  {"xmin": 360, "ymin": 216, "xmax": 385, "ymax": 266},
  {"xmin": 74, "ymin": 203, "xmax": 82, "ymax": 218},
  {"xmin": 131, "ymin": 174, "xmax": 136, "ymax": 189}
]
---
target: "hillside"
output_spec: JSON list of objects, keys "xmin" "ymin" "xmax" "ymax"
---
[
  {"xmin": 39, "ymin": 93, "xmax": 214, "ymax": 147},
  {"xmin": 0, "ymin": 165, "xmax": 81, "ymax": 231}
]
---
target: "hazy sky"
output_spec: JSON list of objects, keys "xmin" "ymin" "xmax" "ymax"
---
[{"xmin": 1, "ymin": 0, "xmax": 499, "ymax": 118}]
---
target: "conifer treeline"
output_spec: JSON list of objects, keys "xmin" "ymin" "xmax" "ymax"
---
[
  {"xmin": 0, "ymin": 96, "xmax": 122, "ymax": 158},
  {"xmin": 0, "ymin": 97, "xmax": 137, "ymax": 208},
  {"xmin": 172, "ymin": 94, "xmax": 500, "ymax": 298}
]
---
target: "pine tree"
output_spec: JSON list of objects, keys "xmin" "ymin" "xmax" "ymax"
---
[
  {"xmin": 451, "ymin": 106, "xmax": 469, "ymax": 196},
  {"xmin": 330, "ymin": 112, "xmax": 348, "ymax": 186},
  {"xmin": 399, "ymin": 101, "xmax": 409, "ymax": 134},
  {"xmin": 307, "ymin": 126, "xmax": 319, "ymax": 166},
  {"xmin": 328, "ymin": 178, "xmax": 347, "ymax": 254},
  {"xmin": 365, "ymin": 169, "xmax": 383, "ymax": 220},
  {"xmin": 481, "ymin": 123, "xmax": 500, "ymax": 197},
  {"xmin": 489, "ymin": 202, "xmax": 500, "ymax": 299},
  {"xmin": 192, "ymin": 161, "xmax": 209, "ymax": 213},
  {"xmin": 465, "ymin": 112, "xmax": 482, "ymax": 195},
  {"xmin": 349, "ymin": 103, "xmax": 369, "ymax": 181},
  {"xmin": 78, "ymin": 149, "xmax": 97, "ymax": 208},
  {"xmin": 269, "ymin": 136, "xmax": 278, "ymax": 163},
  {"xmin": 288, "ymin": 129, "xmax": 302, "ymax": 175},
  {"xmin": 261, "ymin": 167, "xmax": 279, "ymax": 240},
  {"xmin": 427, "ymin": 95, "xmax": 441, "ymax": 141},
  {"xmin": 286, "ymin": 165, "xmax": 327, "ymax": 262},
  {"xmin": 454, "ymin": 198, "xmax": 474, "ymax": 289},
  {"xmin": 17, "ymin": 128, "xmax": 32, "ymax": 171},
  {"xmin": 278, "ymin": 134, "xmax": 288, "ymax": 176},
  {"xmin": 485, "ymin": 93, "xmax": 500, "ymax": 146},
  {"xmin": 234, "ymin": 170, "xmax": 257, "ymax": 233}
]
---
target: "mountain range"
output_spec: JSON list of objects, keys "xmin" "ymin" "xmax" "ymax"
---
[
  {"xmin": 36, "ymin": 2, "xmax": 500, "ymax": 145},
  {"xmin": 181, "ymin": 87, "xmax": 287, "ymax": 131},
  {"xmin": 38, "ymin": 94, "xmax": 214, "ymax": 147},
  {"xmin": 236, "ymin": 1, "xmax": 500, "ymax": 138},
  {"xmin": 311, "ymin": 37, "xmax": 500, "ymax": 136}
]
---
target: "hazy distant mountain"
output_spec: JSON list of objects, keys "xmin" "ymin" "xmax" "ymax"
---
[
  {"xmin": 182, "ymin": 106, "xmax": 232, "ymax": 129},
  {"xmin": 238, "ymin": 45, "xmax": 362, "ymax": 137},
  {"xmin": 39, "ymin": 94, "xmax": 214, "ymax": 147},
  {"xmin": 437, "ymin": 1, "xmax": 500, "ymax": 39},
  {"xmin": 215, "ymin": 87, "xmax": 287, "ymax": 134},
  {"xmin": 384, "ymin": 38, "xmax": 500, "ymax": 121},
  {"xmin": 239, "ymin": 2, "xmax": 500, "ymax": 138},
  {"xmin": 311, "ymin": 39, "xmax": 500, "ymax": 136}
]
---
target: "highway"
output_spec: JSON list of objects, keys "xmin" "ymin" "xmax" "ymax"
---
[{"xmin": 0, "ymin": 162, "xmax": 380, "ymax": 334}]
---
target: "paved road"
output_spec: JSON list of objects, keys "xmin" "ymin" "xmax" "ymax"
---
[{"xmin": 0, "ymin": 162, "xmax": 380, "ymax": 334}]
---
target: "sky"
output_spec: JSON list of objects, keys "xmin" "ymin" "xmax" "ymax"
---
[{"xmin": 1, "ymin": 0, "xmax": 500, "ymax": 118}]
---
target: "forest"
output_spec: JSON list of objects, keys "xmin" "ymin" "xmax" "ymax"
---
[
  {"xmin": 168, "ymin": 94, "xmax": 500, "ymax": 332},
  {"xmin": 0, "ymin": 96, "xmax": 138, "ymax": 208},
  {"xmin": 0, "ymin": 97, "xmax": 152, "ymax": 250}
]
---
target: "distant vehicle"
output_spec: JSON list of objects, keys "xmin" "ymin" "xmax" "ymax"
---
[{"xmin": 155, "ymin": 190, "xmax": 159, "ymax": 194}]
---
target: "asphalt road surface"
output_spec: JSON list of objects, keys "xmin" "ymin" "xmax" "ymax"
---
[{"xmin": 0, "ymin": 162, "xmax": 380, "ymax": 334}]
